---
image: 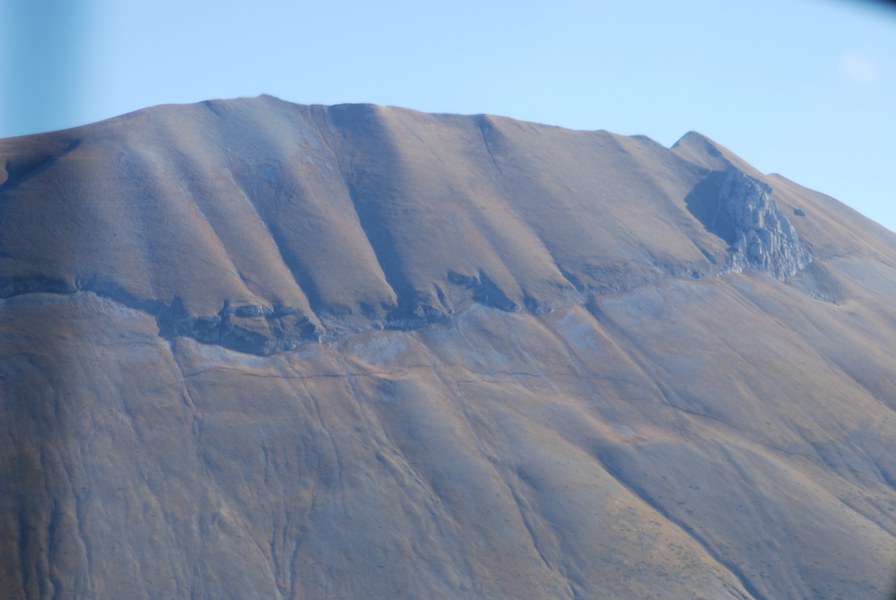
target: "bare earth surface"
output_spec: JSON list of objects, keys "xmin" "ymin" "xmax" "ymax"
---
[{"xmin": 2, "ymin": 96, "xmax": 895, "ymax": 599}]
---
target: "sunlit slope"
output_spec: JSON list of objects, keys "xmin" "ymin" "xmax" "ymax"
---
[{"xmin": 1, "ymin": 96, "xmax": 895, "ymax": 599}]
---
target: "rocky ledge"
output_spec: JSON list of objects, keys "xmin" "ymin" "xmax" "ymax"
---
[{"xmin": 0, "ymin": 275, "xmax": 321, "ymax": 355}]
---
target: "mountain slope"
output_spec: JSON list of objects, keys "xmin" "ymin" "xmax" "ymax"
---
[{"xmin": 2, "ymin": 96, "xmax": 895, "ymax": 599}]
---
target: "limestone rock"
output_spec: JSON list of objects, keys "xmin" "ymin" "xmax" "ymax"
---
[
  {"xmin": 719, "ymin": 170, "xmax": 812, "ymax": 279},
  {"xmin": 685, "ymin": 169, "xmax": 811, "ymax": 280}
]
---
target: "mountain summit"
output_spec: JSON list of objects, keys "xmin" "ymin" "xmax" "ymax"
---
[{"xmin": 2, "ymin": 96, "xmax": 895, "ymax": 599}]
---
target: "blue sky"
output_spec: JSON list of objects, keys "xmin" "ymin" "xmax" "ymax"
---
[{"xmin": 3, "ymin": 0, "xmax": 895, "ymax": 231}]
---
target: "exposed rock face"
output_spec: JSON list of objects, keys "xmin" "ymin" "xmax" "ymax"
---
[
  {"xmin": 718, "ymin": 170, "xmax": 812, "ymax": 279},
  {"xmin": 155, "ymin": 299, "xmax": 319, "ymax": 355},
  {"xmin": 0, "ymin": 275, "xmax": 319, "ymax": 355},
  {"xmin": 685, "ymin": 169, "xmax": 811, "ymax": 280},
  {"xmin": 2, "ymin": 97, "xmax": 896, "ymax": 600}
]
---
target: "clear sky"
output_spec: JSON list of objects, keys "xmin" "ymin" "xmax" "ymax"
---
[{"xmin": 3, "ymin": 0, "xmax": 895, "ymax": 231}]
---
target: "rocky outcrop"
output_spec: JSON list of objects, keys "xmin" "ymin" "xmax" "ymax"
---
[
  {"xmin": 155, "ymin": 299, "xmax": 320, "ymax": 355},
  {"xmin": 720, "ymin": 170, "xmax": 812, "ymax": 279},
  {"xmin": 0, "ymin": 275, "xmax": 320, "ymax": 355},
  {"xmin": 686, "ymin": 169, "xmax": 811, "ymax": 280}
]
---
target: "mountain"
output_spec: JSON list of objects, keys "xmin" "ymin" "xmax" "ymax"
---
[{"xmin": 2, "ymin": 95, "xmax": 895, "ymax": 599}]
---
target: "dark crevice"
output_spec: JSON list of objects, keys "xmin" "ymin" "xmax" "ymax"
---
[{"xmin": 476, "ymin": 115, "xmax": 507, "ymax": 180}]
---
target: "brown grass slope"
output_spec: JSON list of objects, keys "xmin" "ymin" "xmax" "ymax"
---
[{"xmin": 1, "ymin": 95, "xmax": 895, "ymax": 599}]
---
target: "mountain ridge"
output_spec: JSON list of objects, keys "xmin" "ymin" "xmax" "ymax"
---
[
  {"xmin": 2, "ymin": 95, "xmax": 885, "ymax": 355},
  {"xmin": 2, "ymin": 96, "xmax": 895, "ymax": 599}
]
